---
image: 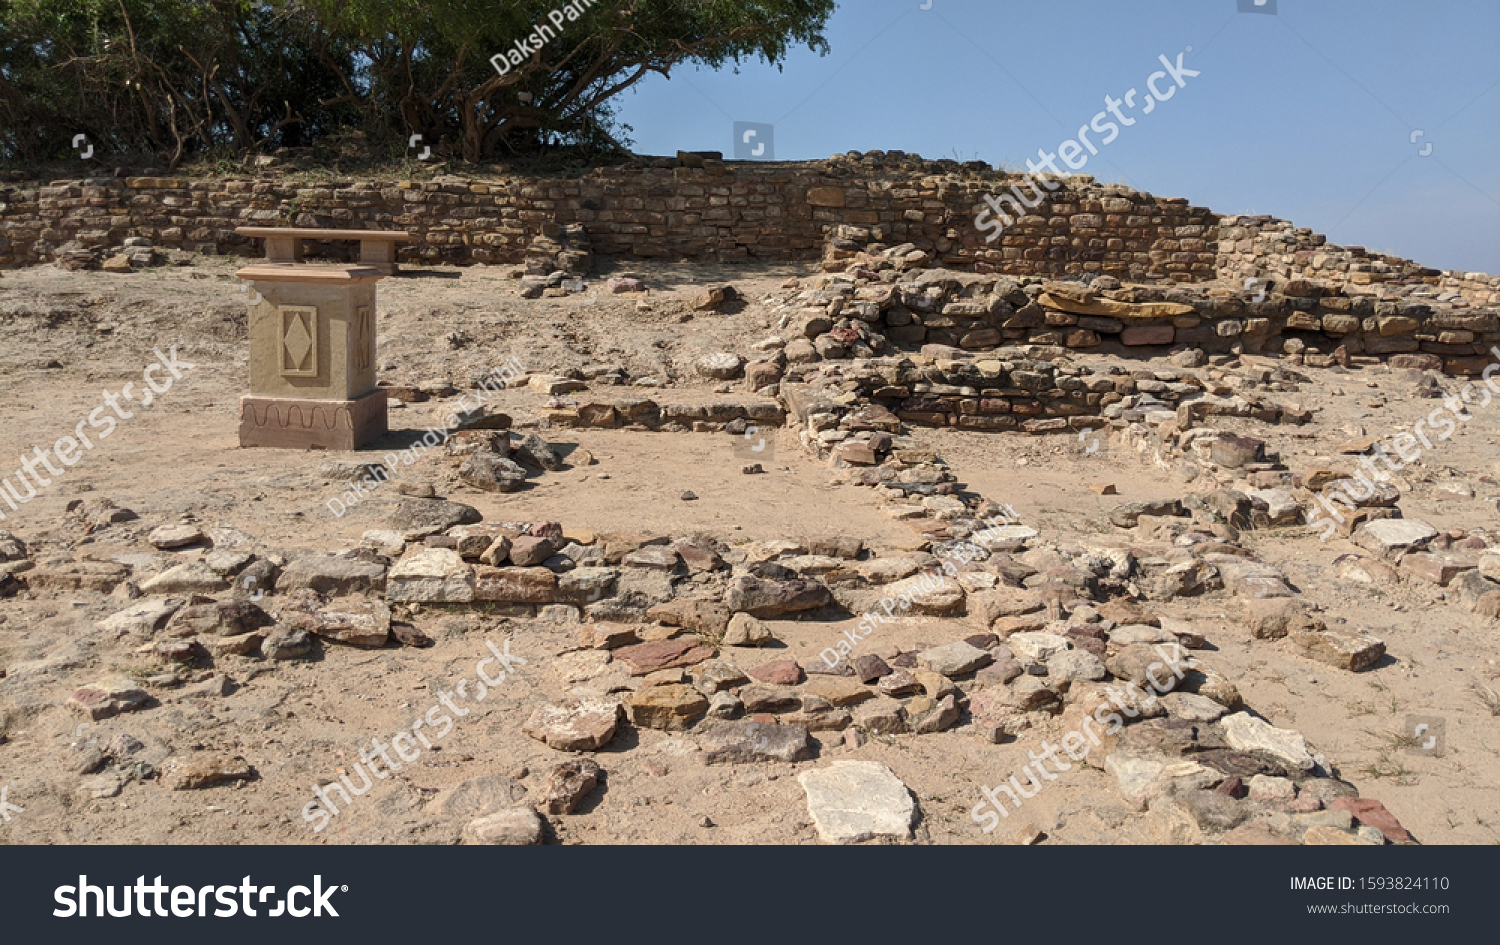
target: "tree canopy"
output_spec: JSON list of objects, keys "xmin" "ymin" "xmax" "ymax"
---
[{"xmin": 0, "ymin": 0, "xmax": 835, "ymax": 167}]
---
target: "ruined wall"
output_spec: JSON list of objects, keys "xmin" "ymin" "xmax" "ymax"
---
[
  {"xmin": 0, "ymin": 155, "xmax": 1220, "ymax": 281},
  {"xmin": 3, "ymin": 154, "xmax": 1495, "ymax": 373}
]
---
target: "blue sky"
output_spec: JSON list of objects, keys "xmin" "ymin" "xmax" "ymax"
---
[{"xmin": 614, "ymin": 0, "xmax": 1500, "ymax": 274}]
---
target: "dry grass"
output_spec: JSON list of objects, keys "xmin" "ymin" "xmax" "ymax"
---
[{"xmin": 1471, "ymin": 681, "xmax": 1500, "ymax": 717}]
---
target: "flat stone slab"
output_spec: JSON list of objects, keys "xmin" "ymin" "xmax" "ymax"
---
[
  {"xmin": 279, "ymin": 554, "xmax": 387, "ymax": 596},
  {"xmin": 970, "ymin": 525, "xmax": 1039, "ymax": 551},
  {"xmin": 386, "ymin": 547, "xmax": 475, "ymax": 602},
  {"xmin": 68, "ymin": 676, "xmax": 149, "ymax": 720},
  {"xmin": 1289, "ymin": 624, "xmax": 1385, "ymax": 672},
  {"xmin": 463, "ymin": 808, "xmax": 544, "ymax": 845},
  {"xmin": 627, "ymin": 684, "xmax": 709, "ymax": 731},
  {"xmin": 879, "ymin": 572, "xmax": 965, "ymax": 615},
  {"xmin": 699, "ymin": 721, "xmax": 811, "ymax": 765},
  {"xmin": 523, "ymin": 698, "xmax": 624, "ymax": 751},
  {"xmin": 796, "ymin": 760, "xmax": 916, "ymax": 844},
  {"xmin": 97, "ymin": 597, "xmax": 186, "ymax": 636},
  {"xmin": 1220, "ymin": 712, "xmax": 1315, "ymax": 771},
  {"xmin": 1353, "ymin": 519, "xmax": 1438, "ymax": 557},
  {"xmin": 1105, "ymin": 750, "xmax": 1217, "ymax": 811},
  {"xmin": 1162, "ymin": 692, "xmax": 1228, "ymax": 722},
  {"xmin": 916, "ymin": 641, "xmax": 991, "ymax": 677},
  {"xmin": 385, "ymin": 498, "xmax": 483, "ymax": 538},
  {"xmin": 1006, "ymin": 632, "xmax": 1070, "ymax": 662},
  {"xmin": 139, "ymin": 563, "xmax": 228, "ymax": 596},
  {"xmin": 614, "ymin": 639, "xmax": 715, "ymax": 675}
]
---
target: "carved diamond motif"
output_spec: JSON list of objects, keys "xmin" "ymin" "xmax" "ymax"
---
[{"xmin": 279, "ymin": 306, "xmax": 319, "ymax": 377}]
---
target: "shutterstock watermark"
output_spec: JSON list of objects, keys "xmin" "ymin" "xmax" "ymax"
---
[
  {"xmin": 1405, "ymin": 715, "xmax": 1446, "ymax": 757},
  {"xmin": 0, "ymin": 346, "xmax": 195, "ymax": 523},
  {"xmin": 970, "ymin": 642, "xmax": 1194, "ymax": 833},
  {"xmin": 821, "ymin": 566, "xmax": 952, "ymax": 669},
  {"xmin": 734, "ymin": 121, "xmax": 775, "ymax": 161},
  {"xmin": 1309, "ymin": 348, "xmax": 1500, "ymax": 539},
  {"xmin": 302, "ymin": 638, "xmax": 527, "ymax": 832},
  {"xmin": 975, "ymin": 47, "xmax": 1200, "ymax": 244},
  {"xmin": 53, "ymin": 876, "xmax": 344, "ymax": 917}
]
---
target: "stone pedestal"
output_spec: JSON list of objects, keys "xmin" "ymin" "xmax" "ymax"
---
[
  {"xmin": 236, "ymin": 264, "xmax": 388, "ymax": 450},
  {"xmin": 239, "ymin": 389, "xmax": 388, "ymax": 451}
]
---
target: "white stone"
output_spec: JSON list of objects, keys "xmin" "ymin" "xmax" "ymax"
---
[
  {"xmin": 1006, "ymin": 632, "xmax": 1070, "ymax": 662},
  {"xmin": 385, "ymin": 547, "xmax": 475, "ymax": 602},
  {"xmin": 695, "ymin": 352, "xmax": 744, "ymax": 379},
  {"xmin": 362, "ymin": 530, "xmax": 408, "ymax": 556},
  {"xmin": 972, "ymin": 525, "xmax": 1039, "ymax": 550},
  {"xmin": 881, "ymin": 572, "xmax": 964, "ymax": 615},
  {"xmin": 97, "ymin": 597, "xmax": 185, "ymax": 636},
  {"xmin": 1354, "ymin": 518, "xmax": 1438, "ymax": 557},
  {"xmin": 1250, "ymin": 488, "xmax": 1302, "ymax": 526},
  {"xmin": 1105, "ymin": 750, "xmax": 1216, "ymax": 810},
  {"xmin": 1046, "ymin": 649, "xmax": 1107, "ymax": 683},
  {"xmin": 1161, "ymin": 691, "xmax": 1227, "ymax": 722},
  {"xmin": 1109, "ymin": 624, "xmax": 1176, "ymax": 646},
  {"xmin": 1220, "ymin": 712, "xmax": 1315, "ymax": 771},
  {"xmin": 462, "ymin": 808, "xmax": 544, "ymax": 845},
  {"xmin": 1478, "ymin": 553, "xmax": 1500, "ymax": 583},
  {"xmin": 796, "ymin": 761, "xmax": 915, "ymax": 844},
  {"xmin": 140, "ymin": 563, "xmax": 229, "ymax": 595}
]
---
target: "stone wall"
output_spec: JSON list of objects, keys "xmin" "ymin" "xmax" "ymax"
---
[
  {"xmin": 0, "ymin": 154, "xmax": 1221, "ymax": 280},
  {"xmin": 4, "ymin": 152, "xmax": 1495, "ymax": 373},
  {"xmin": 781, "ymin": 220, "xmax": 1500, "ymax": 377}
]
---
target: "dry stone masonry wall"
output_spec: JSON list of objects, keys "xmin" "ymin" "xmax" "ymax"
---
[{"xmin": 3, "ymin": 150, "xmax": 1496, "ymax": 374}]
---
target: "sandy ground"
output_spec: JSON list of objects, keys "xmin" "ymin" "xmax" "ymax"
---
[{"xmin": 0, "ymin": 259, "xmax": 1496, "ymax": 846}]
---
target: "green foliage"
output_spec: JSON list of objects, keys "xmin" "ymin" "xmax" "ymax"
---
[{"xmin": 0, "ymin": 0, "xmax": 835, "ymax": 166}]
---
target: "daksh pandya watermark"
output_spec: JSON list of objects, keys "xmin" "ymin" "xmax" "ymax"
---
[
  {"xmin": 326, "ymin": 356, "xmax": 525, "ymax": 518},
  {"xmin": 821, "ymin": 504, "xmax": 1024, "ymax": 668},
  {"xmin": 491, "ymin": 0, "xmax": 603, "ymax": 77}
]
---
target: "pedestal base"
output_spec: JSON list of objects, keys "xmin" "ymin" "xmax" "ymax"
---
[{"xmin": 239, "ymin": 389, "xmax": 387, "ymax": 451}]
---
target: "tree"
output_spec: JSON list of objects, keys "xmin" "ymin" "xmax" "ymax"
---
[
  {"xmin": 302, "ymin": 0, "xmax": 836, "ymax": 162},
  {"xmin": 0, "ymin": 0, "xmax": 358, "ymax": 166},
  {"xmin": 0, "ymin": 0, "xmax": 836, "ymax": 166}
]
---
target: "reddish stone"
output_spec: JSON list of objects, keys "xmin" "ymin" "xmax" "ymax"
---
[
  {"xmin": 1388, "ymin": 353, "xmax": 1443, "ymax": 372},
  {"xmin": 506, "ymin": 535, "xmax": 556, "ymax": 567},
  {"xmin": 1331, "ymin": 797, "xmax": 1413, "ymax": 843},
  {"xmin": 1121, "ymin": 325, "xmax": 1175, "ymax": 346},
  {"xmin": 473, "ymin": 566, "xmax": 556, "ymax": 603},
  {"xmin": 675, "ymin": 543, "xmax": 724, "ymax": 573},
  {"xmin": 614, "ymin": 639, "xmax": 715, "ymax": 675},
  {"xmin": 744, "ymin": 361, "xmax": 783, "ymax": 391},
  {"xmin": 747, "ymin": 659, "xmax": 803, "ymax": 686},
  {"xmin": 852, "ymin": 654, "xmax": 891, "ymax": 683}
]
